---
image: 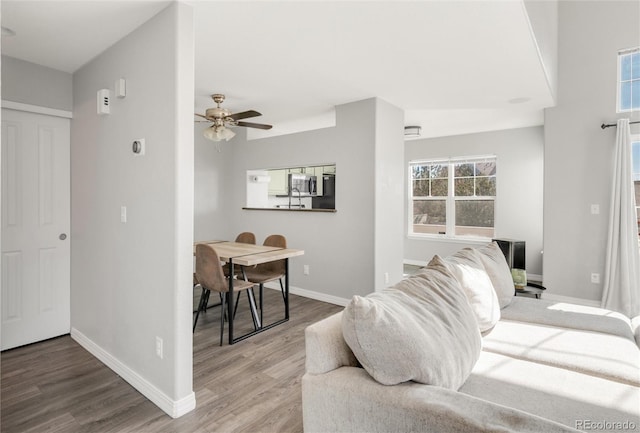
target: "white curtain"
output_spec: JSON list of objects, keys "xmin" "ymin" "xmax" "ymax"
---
[{"xmin": 602, "ymin": 118, "xmax": 640, "ymax": 318}]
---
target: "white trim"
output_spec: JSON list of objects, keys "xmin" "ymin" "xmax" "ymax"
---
[
  {"xmin": 406, "ymin": 234, "xmax": 492, "ymax": 245},
  {"xmin": 540, "ymin": 293, "xmax": 601, "ymax": 308},
  {"xmin": 70, "ymin": 328, "xmax": 196, "ymax": 419},
  {"xmin": 404, "ymin": 258, "xmax": 426, "ymax": 267},
  {"xmin": 1, "ymin": 100, "xmax": 73, "ymax": 119},
  {"xmin": 264, "ymin": 283, "xmax": 350, "ymax": 307}
]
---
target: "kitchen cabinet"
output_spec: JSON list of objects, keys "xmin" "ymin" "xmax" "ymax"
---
[
  {"xmin": 268, "ymin": 170, "xmax": 287, "ymax": 195},
  {"xmin": 268, "ymin": 168, "xmax": 306, "ymax": 195},
  {"xmin": 322, "ymin": 165, "xmax": 336, "ymax": 174}
]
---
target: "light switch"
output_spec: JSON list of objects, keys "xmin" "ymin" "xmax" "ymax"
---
[
  {"xmin": 590, "ymin": 204, "xmax": 600, "ymax": 215},
  {"xmin": 121, "ymin": 206, "xmax": 127, "ymax": 223}
]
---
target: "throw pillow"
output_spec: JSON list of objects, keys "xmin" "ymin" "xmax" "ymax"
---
[
  {"xmin": 430, "ymin": 249, "xmax": 500, "ymax": 333},
  {"xmin": 341, "ymin": 263, "xmax": 481, "ymax": 390},
  {"xmin": 477, "ymin": 241, "xmax": 516, "ymax": 309}
]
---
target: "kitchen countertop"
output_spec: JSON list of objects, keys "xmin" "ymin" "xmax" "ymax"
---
[{"xmin": 242, "ymin": 207, "xmax": 336, "ymax": 213}]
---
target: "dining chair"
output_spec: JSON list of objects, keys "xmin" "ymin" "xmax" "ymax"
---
[
  {"xmin": 193, "ymin": 243, "xmax": 256, "ymax": 345},
  {"xmin": 244, "ymin": 234, "xmax": 287, "ymax": 305},
  {"xmin": 223, "ymin": 231, "xmax": 256, "ymax": 278}
]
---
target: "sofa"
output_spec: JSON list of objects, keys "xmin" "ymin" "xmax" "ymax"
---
[{"xmin": 302, "ymin": 243, "xmax": 640, "ymax": 432}]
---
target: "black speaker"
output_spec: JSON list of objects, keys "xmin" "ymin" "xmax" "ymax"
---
[{"xmin": 493, "ymin": 238, "xmax": 526, "ymax": 270}]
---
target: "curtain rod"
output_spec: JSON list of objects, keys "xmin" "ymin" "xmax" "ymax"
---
[{"xmin": 601, "ymin": 120, "xmax": 640, "ymax": 129}]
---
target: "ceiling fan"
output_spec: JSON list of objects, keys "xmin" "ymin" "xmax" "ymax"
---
[{"xmin": 195, "ymin": 94, "xmax": 273, "ymax": 142}]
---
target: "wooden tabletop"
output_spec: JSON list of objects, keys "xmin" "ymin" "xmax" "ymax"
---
[{"xmin": 194, "ymin": 241, "xmax": 304, "ymax": 266}]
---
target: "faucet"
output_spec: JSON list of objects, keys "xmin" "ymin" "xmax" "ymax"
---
[{"xmin": 289, "ymin": 187, "xmax": 302, "ymax": 209}]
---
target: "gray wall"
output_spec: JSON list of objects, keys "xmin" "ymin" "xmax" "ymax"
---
[
  {"xmin": 1, "ymin": 55, "xmax": 73, "ymax": 110},
  {"xmin": 194, "ymin": 97, "xmax": 405, "ymax": 303},
  {"xmin": 71, "ymin": 3, "xmax": 194, "ymax": 411},
  {"xmin": 543, "ymin": 0, "xmax": 640, "ymax": 302},
  {"xmin": 404, "ymin": 126, "xmax": 545, "ymax": 276},
  {"xmin": 194, "ymin": 131, "xmax": 233, "ymax": 241}
]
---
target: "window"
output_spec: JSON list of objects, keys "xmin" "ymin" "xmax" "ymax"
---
[
  {"xmin": 618, "ymin": 48, "xmax": 640, "ymax": 112},
  {"xmin": 409, "ymin": 156, "xmax": 496, "ymax": 238}
]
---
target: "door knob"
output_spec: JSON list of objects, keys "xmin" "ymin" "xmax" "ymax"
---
[{"xmin": 59, "ymin": 233, "xmax": 67, "ymax": 240}]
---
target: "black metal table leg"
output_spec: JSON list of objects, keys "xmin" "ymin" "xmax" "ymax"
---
[
  {"xmin": 285, "ymin": 258, "xmax": 290, "ymax": 320},
  {"xmin": 228, "ymin": 258, "xmax": 234, "ymax": 345}
]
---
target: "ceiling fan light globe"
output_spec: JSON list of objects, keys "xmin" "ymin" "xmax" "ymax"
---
[
  {"xmin": 203, "ymin": 126, "xmax": 221, "ymax": 141},
  {"xmin": 221, "ymin": 127, "xmax": 236, "ymax": 141}
]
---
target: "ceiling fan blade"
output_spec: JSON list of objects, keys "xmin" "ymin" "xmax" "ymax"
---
[
  {"xmin": 237, "ymin": 121, "xmax": 273, "ymax": 130},
  {"xmin": 195, "ymin": 113, "xmax": 212, "ymax": 121},
  {"xmin": 227, "ymin": 110, "xmax": 261, "ymax": 121}
]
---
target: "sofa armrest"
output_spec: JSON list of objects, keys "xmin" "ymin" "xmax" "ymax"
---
[
  {"xmin": 302, "ymin": 367, "xmax": 579, "ymax": 433},
  {"xmin": 305, "ymin": 312, "xmax": 359, "ymax": 374},
  {"xmin": 632, "ymin": 316, "xmax": 640, "ymax": 348}
]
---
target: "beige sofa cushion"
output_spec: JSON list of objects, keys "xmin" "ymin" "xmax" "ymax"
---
[
  {"xmin": 477, "ymin": 241, "xmax": 515, "ymax": 309},
  {"xmin": 502, "ymin": 296, "xmax": 634, "ymax": 340},
  {"xmin": 462, "ymin": 351, "xmax": 640, "ymax": 430},
  {"xmin": 430, "ymin": 251, "xmax": 500, "ymax": 333},
  {"xmin": 341, "ymin": 263, "xmax": 481, "ymax": 389},
  {"xmin": 482, "ymin": 319, "xmax": 640, "ymax": 386}
]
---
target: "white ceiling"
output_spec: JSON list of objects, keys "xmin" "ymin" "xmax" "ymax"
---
[{"xmin": 1, "ymin": 0, "xmax": 553, "ymax": 139}]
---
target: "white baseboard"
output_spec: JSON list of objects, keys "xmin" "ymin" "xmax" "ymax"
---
[
  {"xmin": 70, "ymin": 328, "xmax": 196, "ymax": 419},
  {"xmin": 276, "ymin": 281, "xmax": 601, "ymax": 310},
  {"xmin": 263, "ymin": 283, "xmax": 350, "ymax": 307}
]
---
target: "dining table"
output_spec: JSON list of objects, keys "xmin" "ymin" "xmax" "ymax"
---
[{"xmin": 194, "ymin": 240, "xmax": 304, "ymax": 344}]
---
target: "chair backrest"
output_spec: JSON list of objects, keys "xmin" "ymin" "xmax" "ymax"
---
[
  {"xmin": 195, "ymin": 244, "xmax": 227, "ymax": 293},
  {"xmin": 235, "ymin": 232, "xmax": 256, "ymax": 244},
  {"xmin": 264, "ymin": 234, "xmax": 286, "ymax": 248},
  {"xmin": 263, "ymin": 234, "xmax": 286, "ymax": 273}
]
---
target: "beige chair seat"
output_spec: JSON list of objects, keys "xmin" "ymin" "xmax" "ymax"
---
[
  {"xmin": 243, "ymin": 267, "xmax": 284, "ymax": 284},
  {"xmin": 245, "ymin": 234, "xmax": 287, "ymax": 304}
]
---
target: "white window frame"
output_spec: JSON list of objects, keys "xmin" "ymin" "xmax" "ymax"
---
[
  {"xmin": 617, "ymin": 47, "xmax": 640, "ymax": 113},
  {"xmin": 408, "ymin": 155, "xmax": 497, "ymax": 241}
]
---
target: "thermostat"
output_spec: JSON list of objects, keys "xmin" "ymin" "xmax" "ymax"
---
[{"xmin": 132, "ymin": 139, "xmax": 145, "ymax": 155}]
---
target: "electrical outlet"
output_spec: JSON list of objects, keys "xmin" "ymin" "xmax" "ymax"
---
[
  {"xmin": 384, "ymin": 272, "xmax": 389, "ymax": 285},
  {"xmin": 156, "ymin": 336, "xmax": 163, "ymax": 359},
  {"xmin": 303, "ymin": 265, "xmax": 310, "ymax": 275},
  {"xmin": 120, "ymin": 206, "xmax": 127, "ymax": 223},
  {"xmin": 591, "ymin": 273, "xmax": 600, "ymax": 284}
]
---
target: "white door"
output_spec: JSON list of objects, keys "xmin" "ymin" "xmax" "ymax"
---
[{"xmin": 1, "ymin": 108, "xmax": 70, "ymax": 350}]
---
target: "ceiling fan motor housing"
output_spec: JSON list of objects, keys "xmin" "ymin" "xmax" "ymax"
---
[{"xmin": 206, "ymin": 107, "xmax": 231, "ymax": 119}]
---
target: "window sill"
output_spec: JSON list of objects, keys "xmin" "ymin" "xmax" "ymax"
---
[{"xmin": 406, "ymin": 234, "xmax": 492, "ymax": 245}]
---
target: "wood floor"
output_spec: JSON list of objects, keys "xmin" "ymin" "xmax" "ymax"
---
[{"xmin": 1, "ymin": 290, "xmax": 343, "ymax": 433}]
